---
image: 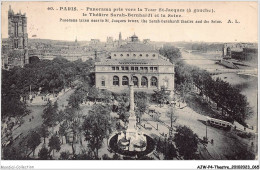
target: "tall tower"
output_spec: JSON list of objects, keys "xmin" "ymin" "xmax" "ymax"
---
[
  {"xmin": 118, "ymin": 32, "xmax": 122, "ymax": 46},
  {"xmin": 7, "ymin": 6, "xmax": 29, "ymax": 67}
]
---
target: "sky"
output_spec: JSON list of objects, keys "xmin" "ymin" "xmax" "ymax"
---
[{"xmin": 1, "ymin": 1, "xmax": 258, "ymax": 42}]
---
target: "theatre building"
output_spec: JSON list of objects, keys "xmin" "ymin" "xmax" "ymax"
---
[{"xmin": 95, "ymin": 34, "xmax": 175, "ymax": 93}]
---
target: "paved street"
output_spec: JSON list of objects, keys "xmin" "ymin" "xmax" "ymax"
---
[
  {"xmin": 147, "ymin": 104, "xmax": 257, "ymax": 159},
  {"xmin": 11, "ymin": 89, "xmax": 75, "ymax": 143}
]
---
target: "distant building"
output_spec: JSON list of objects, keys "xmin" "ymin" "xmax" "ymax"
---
[
  {"xmin": 3, "ymin": 6, "xmax": 29, "ymax": 69},
  {"xmin": 143, "ymin": 39, "xmax": 151, "ymax": 44},
  {"xmin": 95, "ymin": 34, "xmax": 175, "ymax": 93},
  {"xmin": 90, "ymin": 39, "xmax": 101, "ymax": 47},
  {"xmin": 223, "ymin": 43, "xmax": 257, "ymax": 60},
  {"xmin": 105, "ymin": 36, "xmax": 114, "ymax": 48}
]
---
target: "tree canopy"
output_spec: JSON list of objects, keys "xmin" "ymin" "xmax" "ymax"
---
[{"xmin": 174, "ymin": 126, "xmax": 198, "ymax": 159}]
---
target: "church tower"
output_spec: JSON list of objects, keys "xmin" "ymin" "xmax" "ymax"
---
[{"xmin": 7, "ymin": 6, "xmax": 29, "ymax": 67}]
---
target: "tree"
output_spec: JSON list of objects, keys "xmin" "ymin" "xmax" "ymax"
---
[
  {"xmin": 59, "ymin": 151, "xmax": 71, "ymax": 160},
  {"xmin": 87, "ymin": 86, "xmax": 100, "ymax": 102},
  {"xmin": 102, "ymin": 154, "xmax": 112, "ymax": 160},
  {"xmin": 48, "ymin": 135, "xmax": 61, "ymax": 157},
  {"xmin": 166, "ymin": 107, "xmax": 177, "ymax": 128},
  {"xmin": 173, "ymin": 126, "xmax": 198, "ymax": 160},
  {"xmin": 38, "ymin": 146, "xmax": 50, "ymax": 160},
  {"xmin": 176, "ymin": 81, "xmax": 192, "ymax": 102},
  {"xmin": 135, "ymin": 98, "xmax": 148, "ymax": 118},
  {"xmin": 152, "ymin": 87, "xmax": 170, "ymax": 106},
  {"xmin": 82, "ymin": 104, "xmax": 111, "ymax": 158},
  {"xmin": 42, "ymin": 101, "xmax": 58, "ymax": 132},
  {"xmin": 164, "ymin": 142, "xmax": 177, "ymax": 160},
  {"xmin": 117, "ymin": 102, "xmax": 130, "ymax": 123},
  {"xmin": 27, "ymin": 131, "xmax": 41, "ymax": 157},
  {"xmin": 3, "ymin": 147, "xmax": 23, "ymax": 160},
  {"xmin": 59, "ymin": 121, "xmax": 68, "ymax": 144},
  {"xmin": 40, "ymin": 124, "xmax": 49, "ymax": 144},
  {"xmin": 159, "ymin": 44, "xmax": 181, "ymax": 63}
]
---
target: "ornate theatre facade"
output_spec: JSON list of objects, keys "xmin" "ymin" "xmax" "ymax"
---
[{"xmin": 95, "ymin": 34, "xmax": 175, "ymax": 93}]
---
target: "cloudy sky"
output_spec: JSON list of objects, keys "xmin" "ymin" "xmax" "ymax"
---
[{"xmin": 1, "ymin": 1, "xmax": 258, "ymax": 42}]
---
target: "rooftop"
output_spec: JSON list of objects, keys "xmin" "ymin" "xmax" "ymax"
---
[
  {"xmin": 95, "ymin": 58, "xmax": 173, "ymax": 66},
  {"xmin": 114, "ymin": 43, "xmax": 157, "ymax": 52}
]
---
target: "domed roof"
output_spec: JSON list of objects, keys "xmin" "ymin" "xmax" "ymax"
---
[{"xmin": 130, "ymin": 34, "xmax": 138, "ymax": 38}]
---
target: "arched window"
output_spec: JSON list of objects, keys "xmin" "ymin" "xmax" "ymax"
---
[
  {"xmin": 122, "ymin": 76, "xmax": 129, "ymax": 86},
  {"xmin": 113, "ymin": 76, "xmax": 119, "ymax": 86},
  {"xmin": 133, "ymin": 76, "xmax": 138, "ymax": 86},
  {"xmin": 141, "ymin": 76, "xmax": 148, "ymax": 87},
  {"xmin": 133, "ymin": 54, "xmax": 136, "ymax": 57},
  {"xmin": 146, "ymin": 54, "xmax": 149, "ymax": 57},
  {"xmin": 120, "ymin": 54, "xmax": 123, "ymax": 57},
  {"xmin": 151, "ymin": 77, "xmax": 158, "ymax": 87},
  {"xmin": 101, "ymin": 77, "xmax": 105, "ymax": 86}
]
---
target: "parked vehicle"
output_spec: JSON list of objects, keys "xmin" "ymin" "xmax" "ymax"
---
[{"xmin": 206, "ymin": 117, "xmax": 233, "ymax": 130}]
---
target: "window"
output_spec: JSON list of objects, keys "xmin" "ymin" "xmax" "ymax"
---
[
  {"xmin": 141, "ymin": 76, "xmax": 148, "ymax": 87},
  {"xmin": 120, "ymin": 54, "xmax": 123, "ymax": 57},
  {"xmin": 154, "ymin": 67, "xmax": 158, "ymax": 71},
  {"xmin": 125, "ymin": 67, "xmax": 129, "ymax": 70},
  {"xmin": 152, "ymin": 54, "xmax": 156, "ymax": 57},
  {"xmin": 114, "ymin": 54, "xmax": 117, "ymax": 56},
  {"xmin": 15, "ymin": 23, "xmax": 18, "ymax": 37},
  {"xmin": 101, "ymin": 80, "xmax": 105, "ymax": 86},
  {"xmin": 164, "ymin": 80, "xmax": 169, "ymax": 88},
  {"xmin": 133, "ymin": 54, "xmax": 136, "ymax": 57},
  {"xmin": 14, "ymin": 39, "xmax": 19, "ymax": 49},
  {"xmin": 113, "ymin": 76, "xmax": 119, "ymax": 86},
  {"xmin": 140, "ymin": 67, "xmax": 143, "ymax": 70},
  {"xmin": 131, "ymin": 67, "xmax": 134, "ymax": 70},
  {"xmin": 112, "ymin": 67, "xmax": 115, "ymax": 70},
  {"xmin": 144, "ymin": 67, "xmax": 148, "ymax": 71},
  {"xmin": 150, "ymin": 67, "xmax": 153, "ymax": 71},
  {"xmin": 151, "ymin": 77, "xmax": 158, "ymax": 87},
  {"xmin": 140, "ymin": 54, "xmax": 142, "ymax": 56},
  {"xmin": 135, "ymin": 67, "xmax": 138, "ymax": 70},
  {"xmin": 121, "ymin": 67, "xmax": 125, "ymax": 70},
  {"xmin": 116, "ymin": 67, "xmax": 119, "ymax": 70},
  {"xmin": 133, "ymin": 76, "xmax": 138, "ymax": 86},
  {"xmin": 122, "ymin": 76, "xmax": 129, "ymax": 86},
  {"xmin": 127, "ymin": 54, "xmax": 129, "ymax": 57},
  {"xmin": 146, "ymin": 54, "xmax": 149, "ymax": 57}
]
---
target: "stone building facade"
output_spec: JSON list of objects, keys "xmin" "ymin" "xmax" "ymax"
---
[
  {"xmin": 4, "ymin": 6, "xmax": 29, "ymax": 68},
  {"xmin": 95, "ymin": 34, "xmax": 175, "ymax": 93}
]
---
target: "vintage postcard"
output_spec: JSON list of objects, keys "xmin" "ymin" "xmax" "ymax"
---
[{"xmin": 1, "ymin": 1, "xmax": 258, "ymax": 170}]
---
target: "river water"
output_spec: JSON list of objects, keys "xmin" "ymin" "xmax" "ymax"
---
[{"xmin": 181, "ymin": 51, "xmax": 258, "ymax": 127}]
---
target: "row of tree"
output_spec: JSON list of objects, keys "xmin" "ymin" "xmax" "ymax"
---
[
  {"xmin": 159, "ymin": 44, "xmax": 252, "ymax": 125},
  {"xmin": 2, "ymin": 57, "xmax": 95, "ymax": 118},
  {"xmin": 175, "ymin": 60, "xmax": 251, "ymax": 125}
]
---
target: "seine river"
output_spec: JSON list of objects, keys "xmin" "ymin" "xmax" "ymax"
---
[{"xmin": 181, "ymin": 51, "xmax": 258, "ymax": 127}]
